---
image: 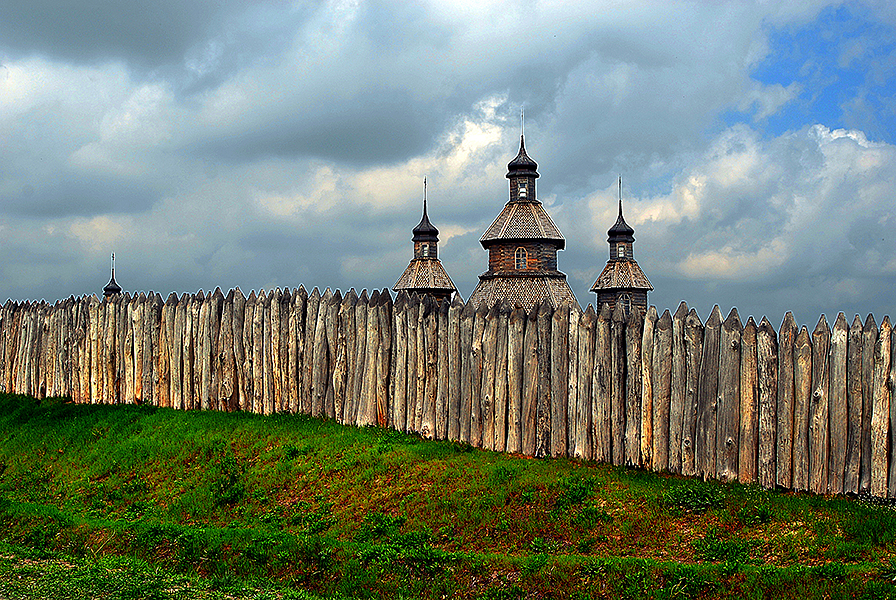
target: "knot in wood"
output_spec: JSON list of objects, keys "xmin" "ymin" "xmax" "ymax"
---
[
  {"xmin": 813, "ymin": 389, "xmax": 822, "ymax": 399},
  {"xmin": 683, "ymin": 439, "xmax": 691, "ymax": 448},
  {"xmin": 726, "ymin": 437, "xmax": 734, "ymax": 447},
  {"xmin": 730, "ymin": 340, "xmax": 738, "ymax": 349}
]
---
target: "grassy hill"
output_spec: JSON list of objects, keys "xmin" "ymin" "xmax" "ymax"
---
[{"xmin": 1, "ymin": 393, "xmax": 895, "ymax": 599}]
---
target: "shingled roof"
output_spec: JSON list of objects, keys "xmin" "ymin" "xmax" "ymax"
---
[
  {"xmin": 393, "ymin": 258, "xmax": 456, "ymax": 293},
  {"xmin": 479, "ymin": 202, "xmax": 565, "ymax": 247},
  {"xmin": 591, "ymin": 260, "xmax": 653, "ymax": 292}
]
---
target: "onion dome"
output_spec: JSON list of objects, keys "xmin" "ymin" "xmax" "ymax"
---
[
  {"xmin": 506, "ymin": 135, "xmax": 539, "ymax": 179},
  {"xmin": 608, "ymin": 198, "xmax": 635, "ymax": 243},
  {"xmin": 103, "ymin": 252, "xmax": 122, "ymax": 297},
  {"xmin": 412, "ymin": 197, "xmax": 439, "ymax": 242}
]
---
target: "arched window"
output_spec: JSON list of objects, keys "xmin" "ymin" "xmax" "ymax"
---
[
  {"xmin": 422, "ymin": 244, "xmax": 430, "ymax": 257},
  {"xmin": 617, "ymin": 245, "xmax": 625, "ymax": 259},
  {"xmin": 515, "ymin": 247, "xmax": 528, "ymax": 270}
]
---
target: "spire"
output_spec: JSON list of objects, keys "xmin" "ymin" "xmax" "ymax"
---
[
  {"xmin": 412, "ymin": 178, "xmax": 439, "ymax": 242},
  {"xmin": 103, "ymin": 252, "xmax": 122, "ymax": 297}
]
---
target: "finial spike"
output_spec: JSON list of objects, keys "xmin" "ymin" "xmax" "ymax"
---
[
  {"xmin": 521, "ymin": 108, "xmax": 524, "ymax": 138},
  {"xmin": 423, "ymin": 177, "xmax": 428, "ymax": 216},
  {"xmin": 618, "ymin": 176, "xmax": 623, "ymax": 217}
]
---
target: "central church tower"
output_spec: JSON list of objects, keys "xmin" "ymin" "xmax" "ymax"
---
[{"xmin": 468, "ymin": 136, "xmax": 577, "ymax": 310}]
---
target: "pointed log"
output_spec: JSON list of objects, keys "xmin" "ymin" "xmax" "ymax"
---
[
  {"xmin": 536, "ymin": 302, "xmax": 554, "ymax": 458},
  {"xmin": 808, "ymin": 315, "xmax": 832, "ymax": 494},
  {"xmin": 567, "ymin": 304, "xmax": 581, "ymax": 457},
  {"xmin": 827, "ymin": 313, "xmax": 848, "ymax": 494},
  {"xmin": 470, "ymin": 302, "xmax": 488, "ymax": 447},
  {"xmin": 435, "ymin": 298, "xmax": 450, "ymax": 438},
  {"xmin": 739, "ymin": 317, "xmax": 758, "ymax": 484},
  {"xmin": 478, "ymin": 303, "xmax": 499, "ymax": 448},
  {"xmin": 551, "ymin": 302, "xmax": 569, "ymax": 457},
  {"xmin": 757, "ymin": 317, "xmax": 778, "ymax": 488},
  {"xmin": 609, "ymin": 303, "xmax": 626, "ymax": 465},
  {"xmin": 459, "ymin": 300, "xmax": 475, "ymax": 443},
  {"xmin": 843, "ymin": 314, "xmax": 864, "ymax": 494},
  {"xmin": 652, "ymin": 309, "xmax": 673, "ymax": 471},
  {"xmin": 777, "ymin": 312, "xmax": 797, "ymax": 488},
  {"xmin": 640, "ymin": 306, "xmax": 657, "ymax": 468},
  {"xmin": 506, "ymin": 305, "xmax": 525, "ymax": 453},
  {"xmin": 576, "ymin": 306, "xmax": 596, "ymax": 460},
  {"xmin": 493, "ymin": 302, "xmax": 510, "ymax": 451},
  {"xmin": 792, "ymin": 326, "xmax": 812, "ymax": 491},
  {"xmin": 695, "ymin": 306, "xmax": 722, "ymax": 479},
  {"xmin": 716, "ymin": 308, "xmax": 742, "ymax": 482},
  {"xmin": 302, "ymin": 288, "xmax": 321, "ymax": 415},
  {"xmin": 447, "ymin": 295, "xmax": 464, "ymax": 440},
  {"xmin": 871, "ymin": 317, "xmax": 891, "ymax": 496},
  {"xmin": 861, "ymin": 315, "xmax": 878, "ymax": 493},
  {"xmin": 521, "ymin": 304, "xmax": 539, "ymax": 456}
]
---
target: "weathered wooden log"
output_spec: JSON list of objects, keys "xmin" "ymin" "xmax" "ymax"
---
[
  {"xmin": 145, "ymin": 294, "xmax": 160, "ymax": 407},
  {"xmin": 301, "ymin": 287, "xmax": 320, "ymax": 415},
  {"xmin": 506, "ymin": 305, "xmax": 525, "ymax": 453},
  {"xmin": 249, "ymin": 290, "xmax": 264, "ymax": 414},
  {"xmin": 844, "ymin": 314, "xmax": 864, "ymax": 494},
  {"xmin": 420, "ymin": 296, "xmax": 438, "ymax": 438},
  {"xmin": 566, "ymin": 305, "xmax": 580, "ymax": 457},
  {"xmin": 652, "ymin": 309, "xmax": 673, "ymax": 472},
  {"xmin": 792, "ymin": 325, "xmax": 812, "ymax": 492},
  {"xmin": 776, "ymin": 312, "xmax": 797, "ymax": 488},
  {"xmin": 231, "ymin": 288, "xmax": 247, "ymax": 411},
  {"xmin": 220, "ymin": 290, "xmax": 236, "ymax": 411},
  {"xmin": 198, "ymin": 292, "xmax": 212, "ymax": 410},
  {"xmin": 640, "ymin": 306, "xmax": 656, "ymax": 468},
  {"xmin": 594, "ymin": 304, "xmax": 612, "ymax": 463},
  {"xmin": 827, "ymin": 313, "xmax": 848, "ymax": 494},
  {"xmin": 809, "ymin": 316, "xmax": 831, "ymax": 494},
  {"xmin": 105, "ymin": 297, "xmax": 119, "ymax": 404},
  {"xmin": 871, "ymin": 317, "xmax": 891, "ymax": 496},
  {"xmin": 493, "ymin": 302, "xmax": 510, "ymax": 451},
  {"xmin": 436, "ymin": 298, "xmax": 451, "ymax": 438},
  {"xmin": 521, "ymin": 304, "xmax": 539, "ymax": 456},
  {"xmin": 285, "ymin": 288, "xmax": 301, "ymax": 413},
  {"xmin": 550, "ymin": 302, "xmax": 569, "ymax": 457},
  {"xmin": 739, "ymin": 317, "xmax": 758, "ymax": 484},
  {"xmin": 861, "ymin": 315, "xmax": 878, "ymax": 493},
  {"xmin": 346, "ymin": 289, "xmax": 365, "ymax": 425},
  {"xmin": 447, "ymin": 295, "xmax": 464, "ymax": 441},
  {"xmin": 757, "ymin": 317, "xmax": 778, "ymax": 488},
  {"xmin": 459, "ymin": 300, "xmax": 475, "ymax": 444},
  {"xmin": 576, "ymin": 306, "xmax": 596, "ymax": 460},
  {"xmin": 478, "ymin": 303, "xmax": 499, "ymax": 449},
  {"xmin": 696, "ymin": 306, "xmax": 722, "ymax": 480},
  {"xmin": 377, "ymin": 290, "xmax": 393, "ymax": 428},
  {"xmin": 333, "ymin": 291, "xmax": 352, "ymax": 423},
  {"xmin": 470, "ymin": 302, "xmax": 488, "ymax": 447},
  {"xmin": 159, "ymin": 294, "xmax": 176, "ymax": 408},
  {"xmin": 392, "ymin": 292, "xmax": 409, "ymax": 431},
  {"xmin": 536, "ymin": 302, "xmax": 553, "ymax": 458},
  {"xmin": 890, "ymin": 323, "xmax": 896, "ymax": 498},
  {"xmin": 404, "ymin": 294, "xmax": 418, "ymax": 433},
  {"xmin": 361, "ymin": 290, "xmax": 382, "ymax": 427},
  {"xmin": 325, "ymin": 290, "xmax": 342, "ymax": 419},
  {"xmin": 412, "ymin": 294, "xmax": 428, "ymax": 433},
  {"xmin": 624, "ymin": 307, "xmax": 643, "ymax": 466},
  {"xmin": 609, "ymin": 303, "xmax": 626, "ymax": 466},
  {"xmin": 269, "ymin": 288, "xmax": 282, "ymax": 413},
  {"xmin": 717, "ymin": 308, "xmax": 742, "ymax": 482},
  {"xmin": 310, "ymin": 289, "xmax": 331, "ymax": 418}
]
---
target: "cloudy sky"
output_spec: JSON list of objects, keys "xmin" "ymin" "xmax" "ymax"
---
[{"xmin": 1, "ymin": 0, "xmax": 894, "ymax": 327}]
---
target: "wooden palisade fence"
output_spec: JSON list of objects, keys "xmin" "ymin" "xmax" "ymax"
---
[{"xmin": 1, "ymin": 288, "xmax": 894, "ymax": 497}]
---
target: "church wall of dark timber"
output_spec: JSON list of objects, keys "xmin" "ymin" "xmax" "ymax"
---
[{"xmin": 1, "ymin": 287, "xmax": 894, "ymax": 498}]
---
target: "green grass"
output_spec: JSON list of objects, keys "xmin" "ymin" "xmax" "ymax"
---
[{"xmin": 1, "ymin": 393, "xmax": 896, "ymax": 598}]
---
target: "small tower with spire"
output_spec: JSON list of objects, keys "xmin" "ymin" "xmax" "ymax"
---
[
  {"xmin": 103, "ymin": 252, "xmax": 122, "ymax": 298},
  {"xmin": 468, "ymin": 134, "xmax": 577, "ymax": 310},
  {"xmin": 393, "ymin": 180, "xmax": 457, "ymax": 303},
  {"xmin": 591, "ymin": 178, "xmax": 652, "ymax": 317}
]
